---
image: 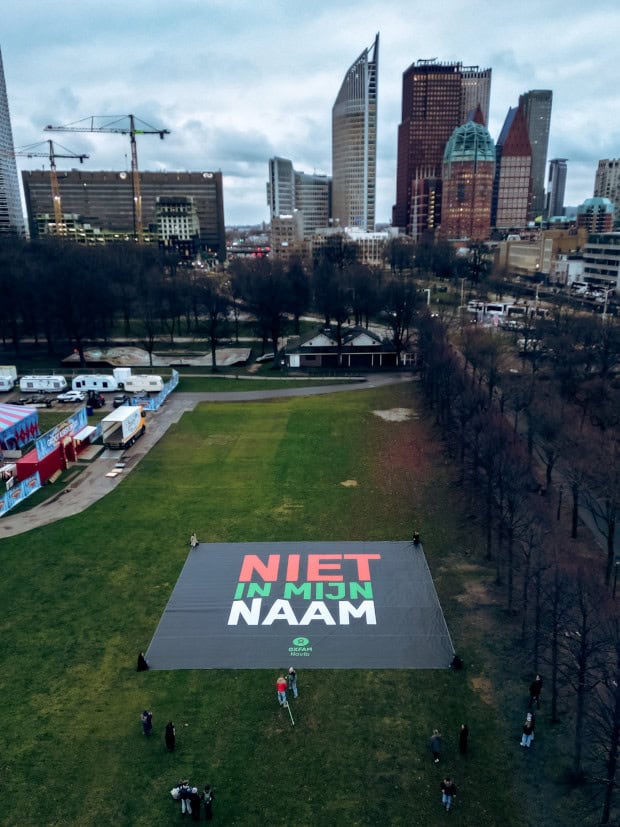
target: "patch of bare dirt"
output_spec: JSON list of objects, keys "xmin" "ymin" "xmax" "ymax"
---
[{"xmin": 372, "ymin": 407, "xmax": 417, "ymax": 422}]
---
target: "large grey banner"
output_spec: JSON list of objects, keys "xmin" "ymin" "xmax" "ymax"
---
[{"xmin": 146, "ymin": 541, "xmax": 454, "ymax": 669}]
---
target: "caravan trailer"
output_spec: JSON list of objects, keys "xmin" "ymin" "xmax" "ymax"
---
[
  {"xmin": 19, "ymin": 375, "xmax": 67, "ymax": 393},
  {"xmin": 123, "ymin": 374, "xmax": 164, "ymax": 394},
  {"xmin": 72, "ymin": 374, "xmax": 120, "ymax": 393}
]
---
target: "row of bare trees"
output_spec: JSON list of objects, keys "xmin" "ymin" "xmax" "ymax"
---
[
  {"xmin": 1, "ymin": 235, "xmax": 425, "ymax": 371},
  {"xmin": 417, "ymin": 313, "xmax": 619, "ymax": 822}
]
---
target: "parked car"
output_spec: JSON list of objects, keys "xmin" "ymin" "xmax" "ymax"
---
[
  {"xmin": 113, "ymin": 393, "xmax": 130, "ymax": 408},
  {"xmin": 57, "ymin": 390, "xmax": 86, "ymax": 403},
  {"xmin": 87, "ymin": 391, "xmax": 106, "ymax": 409}
]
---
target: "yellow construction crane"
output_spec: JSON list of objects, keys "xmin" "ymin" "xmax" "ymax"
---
[
  {"xmin": 17, "ymin": 139, "xmax": 89, "ymax": 232},
  {"xmin": 45, "ymin": 115, "xmax": 170, "ymax": 242}
]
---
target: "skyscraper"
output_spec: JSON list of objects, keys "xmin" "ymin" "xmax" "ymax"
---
[
  {"xmin": 392, "ymin": 59, "xmax": 491, "ymax": 239},
  {"xmin": 492, "ymin": 106, "xmax": 532, "ymax": 230},
  {"xmin": 0, "ymin": 48, "xmax": 25, "ymax": 235},
  {"xmin": 461, "ymin": 66, "xmax": 492, "ymax": 126},
  {"xmin": 332, "ymin": 33, "xmax": 378, "ymax": 231},
  {"xmin": 267, "ymin": 157, "xmax": 295, "ymax": 219},
  {"xmin": 267, "ymin": 157, "xmax": 331, "ymax": 240},
  {"xmin": 518, "ymin": 89, "xmax": 552, "ymax": 221},
  {"xmin": 441, "ymin": 120, "xmax": 495, "ymax": 241},
  {"xmin": 594, "ymin": 159, "xmax": 620, "ymax": 219},
  {"xmin": 545, "ymin": 158, "xmax": 568, "ymax": 218}
]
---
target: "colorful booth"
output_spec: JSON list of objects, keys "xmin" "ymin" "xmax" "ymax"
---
[{"xmin": 0, "ymin": 403, "xmax": 40, "ymax": 452}]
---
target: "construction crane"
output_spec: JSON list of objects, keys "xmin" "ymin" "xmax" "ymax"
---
[
  {"xmin": 45, "ymin": 115, "xmax": 170, "ymax": 243},
  {"xmin": 16, "ymin": 139, "xmax": 89, "ymax": 232}
]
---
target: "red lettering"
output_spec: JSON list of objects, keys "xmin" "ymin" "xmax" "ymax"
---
[
  {"xmin": 285, "ymin": 554, "xmax": 300, "ymax": 581},
  {"xmin": 343, "ymin": 554, "xmax": 381, "ymax": 580},
  {"xmin": 239, "ymin": 554, "xmax": 280, "ymax": 582},
  {"xmin": 307, "ymin": 554, "xmax": 343, "ymax": 581}
]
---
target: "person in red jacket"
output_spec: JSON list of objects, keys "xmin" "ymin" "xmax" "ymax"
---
[{"xmin": 276, "ymin": 675, "xmax": 288, "ymax": 707}]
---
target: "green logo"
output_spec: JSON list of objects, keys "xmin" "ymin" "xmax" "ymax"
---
[{"xmin": 293, "ymin": 636, "xmax": 309, "ymax": 646}]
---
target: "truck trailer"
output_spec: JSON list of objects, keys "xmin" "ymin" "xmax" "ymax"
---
[{"xmin": 101, "ymin": 406, "xmax": 146, "ymax": 450}]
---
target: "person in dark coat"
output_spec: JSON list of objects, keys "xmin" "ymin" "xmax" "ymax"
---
[
  {"xmin": 520, "ymin": 712, "xmax": 535, "ymax": 747},
  {"xmin": 189, "ymin": 788, "xmax": 201, "ymax": 821},
  {"xmin": 202, "ymin": 784, "xmax": 214, "ymax": 820},
  {"xmin": 440, "ymin": 777, "xmax": 457, "ymax": 810},
  {"xmin": 458, "ymin": 723, "xmax": 469, "ymax": 754},
  {"xmin": 529, "ymin": 674, "xmax": 543, "ymax": 709},
  {"xmin": 137, "ymin": 652, "xmax": 149, "ymax": 671},
  {"xmin": 141, "ymin": 709, "xmax": 153, "ymax": 736},
  {"xmin": 165, "ymin": 721, "xmax": 176, "ymax": 752}
]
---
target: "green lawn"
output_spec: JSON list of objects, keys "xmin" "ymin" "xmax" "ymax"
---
[{"xmin": 1, "ymin": 384, "xmax": 527, "ymax": 825}]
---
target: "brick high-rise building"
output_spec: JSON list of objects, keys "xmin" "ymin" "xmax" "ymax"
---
[
  {"xmin": 332, "ymin": 34, "xmax": 378, "ymax": 231},
  {"xmin": 0, "ymin": 48, "xmax": 25, "ymax": 236},
  {"xmin": 393, "ymin": 59, "xmax": 491, "ymax": 239},
  {"xmin": 518, "ymin": 90, "xmax": 552, "ymax": 221},
  {"xmin": 440, "ymin": 121, "xmax": 495, "ymax": 241},
  {"xmin": 492, "ymin": 105, "xmax": 532, "ymax": 231}
]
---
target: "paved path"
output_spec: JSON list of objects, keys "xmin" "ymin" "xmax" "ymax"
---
[{"xmin": 0, "ymin": 374, "xmax": 412, "ymax": 538}]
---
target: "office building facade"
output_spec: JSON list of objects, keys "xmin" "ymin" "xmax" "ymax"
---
[
  {"xmin": 545, "ymin": 158, "xmax": 568, "ymax": 219},
  {"xmin": 267, "ymin": 158, "xmax": 331, "ymax": 241},
  {"xmin": 576, "ymin": 197, "xmax": 614, "ymax": 234},
  {"xmin": 0, "ymin": 48, "xmax": 25, "ymax": 236},
  {"xmin": 21, "ymin": 169, "xmax": 226, "ymax": 259},
  {"xmin": 492, "ymin": 106, "xmax": 532, "ymax": 230},
  {"xmin": 332, "ymin": 34, "xmax": 378, "ymax": 231},
  {"xmin": 393, "ymin": 59, "xmax": 491, "ymax": 239},
  {"xmin": 518, "ymin": 89, "xmax": 552, "ymax": 221},
  {"xmin": 594, "ymin": 159, "xmax": 620, "ymax": 221},
  {"xmin": 440, "ymin": 121, "xmax": 495, "ymax": 240}
]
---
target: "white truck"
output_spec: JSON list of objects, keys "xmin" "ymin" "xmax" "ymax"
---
[
  {"xmin": 101, "ymin": 406, "xmax": 146, "ymax": 450},
  {"xmin": 0, "ymin": 366, "xmax": 17, "ymax": 392},
  {"xmin": 72, "ymin": 374, "xmax": 120, "ymax": 392},
  {"xmin": 19, "ymin": 375, "xmax": 68, "ymax": 393},
  {"xmin": 123, "ymin": 374, "xmax": 164, "ymax": 394}
]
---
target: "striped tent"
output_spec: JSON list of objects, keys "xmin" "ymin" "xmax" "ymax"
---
[{"xmin": 0, "ymin": 404, "xmax": 40, "ymax": 452}]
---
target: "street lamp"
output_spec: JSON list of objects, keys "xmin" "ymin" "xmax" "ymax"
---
[
  {"xmin": 613, "ymin": 558, "xmax": 620, "ymax": 599},
  {"xmin": 424, "ymin": 288, "xmax": 431, "ymax": 307}
]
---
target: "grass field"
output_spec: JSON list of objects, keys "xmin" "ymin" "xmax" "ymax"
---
[{"xmin": 0, "ymin": 382, "xmax": 565, "ymax": 825}]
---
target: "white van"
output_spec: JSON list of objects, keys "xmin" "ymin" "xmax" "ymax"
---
[
  {"xmin": 72, "ymin": 374, "xmax": 120, "ymax": 392},
  {"xmin": 19, "ymin": 375, "xmax": 68, "ymax": 393}
]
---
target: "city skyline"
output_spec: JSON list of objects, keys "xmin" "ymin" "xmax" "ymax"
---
[{"xmin": 4, "ymin": 0, "xmax": 620, "ymax": 226}]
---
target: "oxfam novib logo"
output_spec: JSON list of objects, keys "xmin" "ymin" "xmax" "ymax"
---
[{"xmin": 289, "ymin": 636, "xmax": 312, "ymax": 657}]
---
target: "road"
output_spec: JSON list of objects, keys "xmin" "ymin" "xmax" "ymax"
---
[{"xmin": 0, "ymin": 374, "xmax": 413, "ymax": 538}]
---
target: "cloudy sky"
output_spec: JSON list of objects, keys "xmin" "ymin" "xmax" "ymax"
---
[{"xmin": 4, "ymin": 0, "xmax": 620, "ymax": 226}]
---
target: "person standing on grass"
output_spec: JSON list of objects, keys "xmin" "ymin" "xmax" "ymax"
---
[
  {"xmin": 529, "ymin": 673, "xmax": 543, "ymax": 709},
  {"xmin": 276, "ymin": 674, "xmax": 288, "ymax": 707},
  {"xmin": 137, "ymin": 651, "xmax": 149, "ymax": 671},
  {"xmin": 288, "ymin": 666, "xmax": 298, "ymax": 698},
  {"xmin": 202, "ymin": 784, "xmax": 214, "ymax": 820},
  {"xmin": 190, "ymin": 532, "xmax": 198, "ymax": 549},
  {"xmin": 458, "ymin": 723, "xmax": 469, "ymax": 754},
  {"xmin": 520, "ymin": 712, "xmax": 535, "ymax": 747},
  {"xmin": 440, "ymin": 777, "xmax": 457, "ymax": 810},
  {"xmin": 165, "ymin": 720, "xmax": 176, "ymax": 752},
  {"xmin": 141, "ymin": 709, "xmax": 153, "ymax": 736},
  {"xmin": 189, "ymin": 788, "xmax": 201, "ymax": 822},
  {"xmin": 430, "ymin": 729, "xmax": 442, "ymax": 764}
]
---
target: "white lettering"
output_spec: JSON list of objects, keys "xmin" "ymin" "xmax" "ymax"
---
[
  {"xmin": 227, "ymin": 598, "xmax": 262, "ymax": 626},
  {"xmin": 338, "ymin": 600, "xmax": 376, "ymax": 625},
  {"xmin": 262, "ymin": 599, "xmax": 298, "ymax": 625}
]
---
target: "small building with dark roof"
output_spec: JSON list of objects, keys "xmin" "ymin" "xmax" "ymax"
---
[{"xmin": 285, "ymin": 325, "xmax": 401, "ymax": 370}]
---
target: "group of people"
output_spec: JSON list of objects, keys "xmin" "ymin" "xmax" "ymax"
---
[
  {"xmin": 137, "ymin": 651, "xmax": 214, "ymax": 818},
  {"xmin": 276, "ymin": 667, "xmax": 298, "ymax": 706},
  {"xmin": 171, "ymin": 782, "xmax": 214, "ymax": 821},
  {"xmin": 428, "ymin": 723, "xmax": 468, "ymax": 811},
  {"xmin": 520, "ymin": 673, "xmax": 542, "ymax": 748}
]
